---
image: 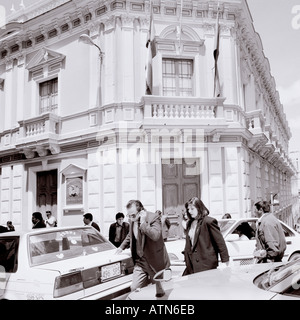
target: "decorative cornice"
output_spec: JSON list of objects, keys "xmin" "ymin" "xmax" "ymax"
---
[{"xmin": 25, "ymin": 47, "xmax": 65, "ymax": 72}]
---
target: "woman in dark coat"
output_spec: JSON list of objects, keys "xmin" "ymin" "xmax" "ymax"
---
[{"xmin": 183, "ymin": 197, "xmax": 229, "ymax": 275}]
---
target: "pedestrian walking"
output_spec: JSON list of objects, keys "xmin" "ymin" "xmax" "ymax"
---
[
  {"xmin": 45, "ymin": 211, "xmax": 57, "ymax": 228},
  {"xmin": 109, "ymin": 212, "xmax": 130, "ymax": 248},
  {"xmin": 32, "ymin": 212, "xmax": 46, "ymax": 229},
  {"xmin": 156, "ymin": 210, "xmax": 171, "ymax": 241},
  {"xmin": 83, "ymin": 213, "xmax": 100, "ymax": 232},
  {"xmin": 183, "ymin": 197, "xmax": 229, "ymax": 275},
  {"xmin": 253, "ymin": 201, "xmax": 286, "ymax": 263},
  {"xmin": 116, "ymin": 200, "xmax": 170, "ymax": 292}
]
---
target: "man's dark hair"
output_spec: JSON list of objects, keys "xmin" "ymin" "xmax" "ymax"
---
[
  {"xmin": 32, "ymin": 212, "xmax": 43, "ymax": 221},
  {"xmin": 254, "ymin": 201, "xmax": 263, "ymax": 211},
  {"xmin": 126, "ymin": 200, "xmax": 144, "ymax": 212},
  {"xmin": 46, "ymin": 211, "xmax": 52, "ymax": 215},
  {"xmin": 255, "ymin": 201, "xmax": 270, "ymax": 213},
  {"xmin": 116, "ymin": 212, "xmax": 124, "ymax": 220},
  {"xmin": 261, "ymin": 201, "xmax": 271, "ymax": 213},
  {"xmin": 222, "ymin": 213, "xmax": 231, "ymax": 219},
  {"xmin": 83, "ymin": 213, "xmax": 93, "ymax": 221}
]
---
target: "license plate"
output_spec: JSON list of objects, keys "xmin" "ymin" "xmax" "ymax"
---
[{"xmin": 101, "ymin": 263, "xmax": 121, "ymax": 282}]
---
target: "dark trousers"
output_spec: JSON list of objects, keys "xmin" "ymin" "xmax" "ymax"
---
[
  {"xmin": 112, "ymin": 241, "xmax": 122, "ymax": 248},
  {"xmin": 131, "ymin": 256, "xmax": 156, "ymax": 291},
  {"xmin": 258, "ymin": 255, "xmax": 282, "ymax": 263}
]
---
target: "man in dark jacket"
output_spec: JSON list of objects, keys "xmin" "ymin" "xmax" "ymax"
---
[
  {"xmin": 254, "ymin": 201, "xmax": 286, "ymax": 263},
  {"xmin": 32, "ymin": 212, "xmax": 46, "ymax": 229},
  {"xmin": 109, "ymin": 212, "xmax": 129, "ymax": 247},
  {"xmin": 83, "ymin": 213, "xmax": 100, "ymax": 232},
  {"xmin": 116, "ymin": 200, "xmax": 170, "ymax": 292}
]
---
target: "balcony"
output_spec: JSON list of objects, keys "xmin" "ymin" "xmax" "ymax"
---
[
  {"xmin": 16, "ymin": 112, "xmax": 61, "ymax": 158},
  {"xmin": 142, "ymin": 96, "xmax": 227, "ymax": 129}
]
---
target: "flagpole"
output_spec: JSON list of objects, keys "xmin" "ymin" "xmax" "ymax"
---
[
  {"xmin": 145, "ymin": 0, "xmax": 154, "ymax": 95},
  {"xmin": 213, "ymin": 2, "xmax": 221, "ymax": 97}
]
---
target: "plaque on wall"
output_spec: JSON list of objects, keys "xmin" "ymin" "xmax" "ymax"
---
[{"xmin": 66, "ymin": 176, "xmax": 83, "ymax": 205}]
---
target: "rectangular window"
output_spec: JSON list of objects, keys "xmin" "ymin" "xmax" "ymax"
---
[
  {"xmin": 39, "ymin": 78, "xmax": 58, "ymax": 114},
  {"xmin": 162, "ymin": 58, "xmax": 193, "ymax": 97}
]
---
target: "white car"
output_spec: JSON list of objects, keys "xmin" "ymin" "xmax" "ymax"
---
[
  {"xmin": 127, "ymin": 259, "xmax": 300, "ymax": 300},
  {"xmin": 165, "ymin": 218, "xmax": 300, "ymax": 272},
  {"xmin": 0, "ymin": 226, "xmax": 134, "ymax": 300}
]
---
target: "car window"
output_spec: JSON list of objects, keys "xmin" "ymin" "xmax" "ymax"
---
[
  {"xmin": 218, "ymin": 220, "xmax": 236, "ymax": 236},
  {"xmin": 254, "ymin": 260, "xmax": 300, "ymax": 291},
  {"xmin": 280, "ymin": 223, "xmax": 295, "ymax": 237},
  {"xmin": 232, "ymin": 222, "xmax": 256, "ymax": 240},
  {"xmin": 29, "ymin": 228, "xmax": 115, "ymax": 266},
  {"xmin": 282, "ymin": 281, "xmax": 300, "ymax": 297},
  {"xmin": 0, "ymin": 236, "xmax": 19, "ymax": 273}
]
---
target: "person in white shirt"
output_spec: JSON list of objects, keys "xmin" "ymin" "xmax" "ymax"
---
[{"xmin": 45, "ymin": 211, "xmax": 57, "ymax": 228}]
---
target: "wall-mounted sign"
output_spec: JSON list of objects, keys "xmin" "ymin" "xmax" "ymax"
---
[{"xmin": 66, "ymin": 176, "xmax": 83, "ymax": 206}]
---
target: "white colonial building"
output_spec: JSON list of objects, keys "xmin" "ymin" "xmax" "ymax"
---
[{"xmin": 0, "ymin": 0, "xmax": 297, "ymax": 237}]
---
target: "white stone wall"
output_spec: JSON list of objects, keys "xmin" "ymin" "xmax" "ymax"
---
[{"xmin": 0, "ymin": 164, "xmax": 23, "ymax": 230}]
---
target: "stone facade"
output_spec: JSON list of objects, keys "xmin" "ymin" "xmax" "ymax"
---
[{"xmin": 0, "ymin": 0, "xmax": 297, "ymax": 236}]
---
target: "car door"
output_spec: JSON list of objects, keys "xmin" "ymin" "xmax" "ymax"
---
[
  {"xmin": 279, "ymin": 222, "xmax": 300, "ymax": 260},
  {"xmin": 224, "ymin": 221, "xmax": 257, "ymax": 266}
]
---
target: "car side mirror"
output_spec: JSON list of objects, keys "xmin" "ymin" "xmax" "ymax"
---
[{"xmin": 226, "ymin": 234, "xmax": 240, "ymax": 242}]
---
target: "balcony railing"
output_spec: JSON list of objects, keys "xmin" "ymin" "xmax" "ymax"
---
[
  {"xmin": 142, "ymin": 96, "xmax": 226, "ymax": 126},
  {"xmin": 16, "ymin": 113, "xmax": 61, "ymax": 157}
]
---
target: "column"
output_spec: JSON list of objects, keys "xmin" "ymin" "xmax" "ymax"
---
[
  {"xmin": 4, "ymin": 59, "xmax": 13, "ymax": 130},
  {"xmin": 208, "ymin": 146, "xmax": 224, "ymax": 217},
  {"xmin": 87, "ymin": 151, "xmax": 101, "ymax": 227},
  {"xmin": 121, "ymin": 15, "xmax": 135, "ymax": 102},
  {"xmin": 12, "ymin": 164, "xmax": 24, "ymax": 230},
  {"xmin": 0, "ymin": 166, "xmax": 11, "ymax": 226}
]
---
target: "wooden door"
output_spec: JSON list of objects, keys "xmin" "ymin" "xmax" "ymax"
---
[
  {"xmin": 36, "ymin": 169, "xmax": 57, "ymax": 219},
  {"xmin": 162, "ymin": 159, "xmax": 200, "ymax": 238}
]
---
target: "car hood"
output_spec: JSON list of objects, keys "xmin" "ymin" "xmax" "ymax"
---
[
  {"xmin": 32, "ymin": 249, "xmax": 131, "ymax": 275},
  {"xmin": 128, "ymin": 263, "xmax": 281, "ymax": 300}
]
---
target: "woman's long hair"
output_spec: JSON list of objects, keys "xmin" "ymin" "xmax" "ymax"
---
[{"xmin": 185, "ymin": 197, "xmax": 209, "ymax": 230}]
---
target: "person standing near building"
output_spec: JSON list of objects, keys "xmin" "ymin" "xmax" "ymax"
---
[
  {"xmin": 6, "ymin": 221, "xmax": 15, "ymax": 231},
  {"xmin": 83, "ymin": 213, "xmax": 100, "ymax": 232},
  {"xmin": 109, "ymin": 212, "xmax": 130, "ymax": 247},
  {"xmin": 253, "ymin": 201, "xmax": 286, "ymax": 263},
  {"xmin": 183, "ymin": 197, "xmax": 229, "ymax": 275},
  {"xmin": 116, "ymin": 200, "xmax": 170, "ymax": 292},
  {"xmin": 45, "ymin": 211, "xmax": 57, "ymax": 228},
  {"xmin": 32, "ymin": 212, "xmax": 46, "ymax": 229},
  {"xmin": 155, "ymin": 210, "xmax": 171, "ymax": 241}
]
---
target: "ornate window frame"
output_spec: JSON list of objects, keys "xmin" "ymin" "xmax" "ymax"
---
[
  {"xmin": 25, "ymin": 47, "xmax": 65, "ymax": 115},
  {"xmin": 152, "ymin": 25, "xmax": 205, "ymax": 96}
]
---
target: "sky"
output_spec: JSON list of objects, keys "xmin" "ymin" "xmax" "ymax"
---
[{"xmin": 1, "ymin": 0, "xmax": 300, "ymax": 152}]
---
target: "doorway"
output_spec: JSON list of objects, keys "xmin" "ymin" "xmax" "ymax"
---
[
  {"xmin": 36, "ymin": 169, "xmax": 58, "ymax": 220},
  {"xmin": 162, "ymin": 158, "xmax": 200, "ymax": 238}
]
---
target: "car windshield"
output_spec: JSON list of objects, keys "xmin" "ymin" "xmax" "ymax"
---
[
  {"xmin": 254, "ymin": 259, "xmax": 300, "ymax": 290},
  {"xmin": 29, "ymin": 228, "xmax": 115, "ymax": 266},
  {"xmin": 0, "ymin": 236, "xmax": 19, "ymax": 273},
  {"xmin": 218, "ymin": 220, "xmax": 236, "ymax": 236}
]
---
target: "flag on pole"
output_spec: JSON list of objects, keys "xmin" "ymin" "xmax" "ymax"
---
[
  {"xmin": 213, "ymin": 4, "xmax": 221, "ymax": 97},
  {"xmin": 145, "ymin": 2, "xmax": 155, "ymax": 95}
]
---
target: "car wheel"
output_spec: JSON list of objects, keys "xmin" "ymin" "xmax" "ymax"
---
[{"xmin": 288, "ymin": 253, "xmax": 300, "ymax": 262}]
